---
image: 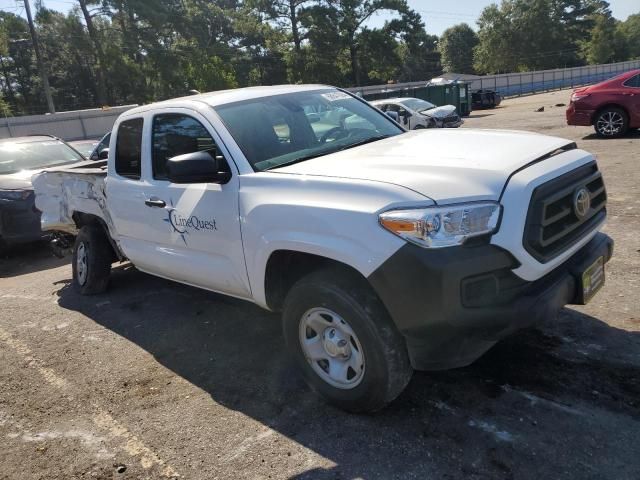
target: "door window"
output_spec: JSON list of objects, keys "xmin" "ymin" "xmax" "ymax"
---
[
  {"xmin": 115, "ymin": 119, "xmax": 143, "ymax": 179},
  {"xmin": 152, "ymin": 114, "xmax": 218, "ymax": 180},
  {"xmin": 623, "ymin": 74, "xmax": 640, "ymax": 88}
]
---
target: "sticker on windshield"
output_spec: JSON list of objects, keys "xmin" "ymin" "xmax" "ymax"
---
[{"xmin": 321, "ymin": 91, "xmax": 351, "ymax": 102}]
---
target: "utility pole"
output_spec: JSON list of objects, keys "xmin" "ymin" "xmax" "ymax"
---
[{"xmin": 22, "ymin": 0, "xmax": 55, "ymax": 113}]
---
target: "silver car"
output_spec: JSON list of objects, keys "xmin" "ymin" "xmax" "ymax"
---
[{"xmin": 371, "ymin": 97, "xmax": 463, "ymax": 130}]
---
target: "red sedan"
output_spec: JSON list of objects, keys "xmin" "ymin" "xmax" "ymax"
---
[{"xmin": 566, "ymin": 69, "xmax": 640, "ymax": 137}]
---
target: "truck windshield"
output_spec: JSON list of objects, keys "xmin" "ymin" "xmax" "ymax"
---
[
  {"xmin": 0, "ymin": 139, "xmax": 84, "ymax": 175},
  {"xmin": 214, "ymin": 89, "xmax": 404, "ymax": 171}
]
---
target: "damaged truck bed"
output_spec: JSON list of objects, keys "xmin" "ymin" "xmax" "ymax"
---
[{"xmin": 32, "ymin": 160, "xmax": 122, "ymax": 256}]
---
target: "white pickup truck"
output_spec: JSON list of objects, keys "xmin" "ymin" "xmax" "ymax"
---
[{"xmin": 33, "ymin": 85, "xmax": 613, "ymax": 412}]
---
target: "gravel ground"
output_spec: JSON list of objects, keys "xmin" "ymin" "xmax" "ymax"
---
[{"xmin": 1, "ymin": 89, "xmax": 639, "ymax": 480}]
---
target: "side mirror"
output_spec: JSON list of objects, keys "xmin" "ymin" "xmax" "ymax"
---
[
  {"xmin": 167, "ymin": 150, "xmax": 232, "ymax": 184},
  {"xmin": 385, "ymin": 111, "xmax": 399, "ymax": 122},
  {"xmin": 98, "ymin": 148, "xmax": 109, "ymax": 160}
]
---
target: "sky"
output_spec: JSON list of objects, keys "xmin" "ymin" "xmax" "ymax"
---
[{"xmin": 0, "ymin": 0, "xmax": 638, "ymax": 37}]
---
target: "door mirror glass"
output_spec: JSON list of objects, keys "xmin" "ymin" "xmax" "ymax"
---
[
  {"xmin": 385, "ymin": 111, "xmax": 399, "ymax": 122},
  {"xmin": 98, "ymin": 148, "xmax": 109, "ymax": 160},
  {"xmin": 167, "ymin": 151, "xmax": 231, "ymax": 184}
]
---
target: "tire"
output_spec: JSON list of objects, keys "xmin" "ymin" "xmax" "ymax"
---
[
  {"xmin": 72, "ymin": 225, "xmax": 112, "ymax": 295},
  {"xmin": 414, "ymin": 125, "xmax": 426, "ymax": 130},
  {"xmin": 282, "ymin": 267, "xmax": 413, "ymax": 413},
  {"xmin": 594, "ymin": 107, "xmax": 629, "ymax": 138}
]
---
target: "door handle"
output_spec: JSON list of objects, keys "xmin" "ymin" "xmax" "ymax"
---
[{"xmin": 144, "ymin": 198, "xmax": 166, "ymax": 208}]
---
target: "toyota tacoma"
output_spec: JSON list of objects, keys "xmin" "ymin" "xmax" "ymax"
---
[{"xmin": 33, "ymin": 85, "xmax": 613, "ymax": 412}]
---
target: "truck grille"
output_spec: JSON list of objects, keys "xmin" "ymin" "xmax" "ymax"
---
[{"xmin": 523, "ymin": 162, "xmax": 606, "ymax": 263}]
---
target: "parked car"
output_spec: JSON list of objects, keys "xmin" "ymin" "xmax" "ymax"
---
[
  {"xmin": 370, "ymin": 97, "xmax": 463, "ymax": 129},
  {"xmin": 472, "ymin": 89, "xmax": 502, "ymax": 110},
  {"xmin": 566, "ymin": 69, "xmax": 640, "ymax": 137},
  {"xmin": 33, "ymin": 85, "xmax": 612, "ymax": 412},
  {"xmin": 0, "ymin": 135, "xmax": 85, "ymax": 248}
]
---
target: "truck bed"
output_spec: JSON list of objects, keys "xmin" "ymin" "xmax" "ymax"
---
[{"xmin": 32, "ymin": 160, "xmax": 117, "ymax": 242}]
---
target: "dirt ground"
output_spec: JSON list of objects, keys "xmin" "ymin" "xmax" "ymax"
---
[{"xmin": 1, "ymin": 89, "xmax": 639, "ymax": 480}]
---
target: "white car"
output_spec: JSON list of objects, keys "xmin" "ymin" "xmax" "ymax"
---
[
  {"xmin": 371, "ymin": 97, "xmax": 463, "ymax": 129},
  {"xmin": 33, "ymin": 85, "xmax": 612, "ymax": 412}
]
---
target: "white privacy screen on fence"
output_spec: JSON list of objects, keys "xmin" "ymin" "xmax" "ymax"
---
[
  {"xmin": 350, "ymin": 59, "xmax": 640, "ymax": 98},
  {"xmin": 467, "ymin": 60, "xmax": 640, "ymax": 97},
  {"xmin": 0, "ymin": 105, "xmax": 137, "ymax": 141}
]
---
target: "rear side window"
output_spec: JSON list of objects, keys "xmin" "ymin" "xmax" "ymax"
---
[
  {"xmin": 623, "ymin": 74, "xmax": 640, "ymax": 88},
  {"xmin": 115, "ymin": 118, "xmax": 143, "ymax": 179},
  {"xmin": 152, "ymin": 114, "xmax": 217, "ymax": 180}
]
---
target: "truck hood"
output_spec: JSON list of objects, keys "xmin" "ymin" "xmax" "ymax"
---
[{"xmin": 276, "ymin": 129, "xmax": 574, "ymax": 203}]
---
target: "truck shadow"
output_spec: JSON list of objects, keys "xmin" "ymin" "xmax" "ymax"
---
[
  {"xmin": 55, "ymin": 266, "xmax": 640, "ymax": 480},
  {"xmin": 0, "ymin": 241, "xmax": 68, "ymax": 278}
]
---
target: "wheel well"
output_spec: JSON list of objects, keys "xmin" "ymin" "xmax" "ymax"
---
[
  {"xmin": 264, "ymin": 250, "xmax": 366, "ymax": 311},
  {"xmin": 592, "ymin": 104, "xmax": 629, "ymax": 124},
  {"xmin": 72, "ymin": 212, "xmax": 122, "ymax": 261}
]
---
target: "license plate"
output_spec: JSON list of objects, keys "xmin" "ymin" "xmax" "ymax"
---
[{"xmin": 581, "ymin": 256, "xmax": 605, "ymax": 304}]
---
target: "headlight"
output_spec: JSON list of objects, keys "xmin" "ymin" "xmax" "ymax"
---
[
  {"xmin": 379, "ymin": 202, "xmax": 501, "ymax": 248},
  {"xmin": 0, "ymin": 189, "xmax": 31, "ymax": 200}
]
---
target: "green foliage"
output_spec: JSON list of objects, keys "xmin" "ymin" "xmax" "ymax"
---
[
  {"xmin": 473, "ymin": 0, "xmax": 638, "ymax": 74},
  {"xmin": 0, "ymin": 0, "xmax": 637, "ymax": 116},
  {"xmin": 617, "ymin": 14, "xmax": 640, "ymax": 59},
  {"xmin": 439, "ymin": 23, "xmax": 478, "ymax": 74}
]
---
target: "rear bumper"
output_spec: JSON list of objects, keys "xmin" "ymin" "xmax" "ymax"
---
[
  {"xmin": 368, "ymin": 232, "xmax": 613, "ymax": 370},
  {"xmin": 566, "ymin": 104, "xmax": 593, "ymax": 126},
  {"xmin": 0, "ymin": 196, "xmax": 44, "ymax": 245}
]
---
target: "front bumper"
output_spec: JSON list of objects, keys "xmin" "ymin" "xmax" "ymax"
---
[
  {"xmin": 368, "ymin": 232, "xmax": 613, "ymax": 370},
  {"xmin": 0, "ymin": 195, "xmax": 44, "ymax": 245}
]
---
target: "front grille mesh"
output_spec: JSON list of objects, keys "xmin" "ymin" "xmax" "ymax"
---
[{"xmin": 524, "ymin": 162, "xmax": 606, "ymax": 263}]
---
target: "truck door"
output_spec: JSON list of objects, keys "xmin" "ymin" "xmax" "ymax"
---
[{"xmin": 107, "ymin": 110, "xmax": 251, "ymax": 299}]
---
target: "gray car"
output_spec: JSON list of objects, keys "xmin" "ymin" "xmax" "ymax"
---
[
  {"xmin": 0, "ymin": 135, "xmax": 84, "ymax": 248},
  {"xmin": 371, "ymin": 97, "xmax": 463, "ymax": 130}
]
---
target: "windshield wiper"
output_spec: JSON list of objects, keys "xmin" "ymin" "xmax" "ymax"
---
[
  {"xmin": 265, "ymin": 134, "xmax": 391, "ymax": 171},
  {"xmin": 334, "ymin": 134, "xmax": 390, "ymax": 152},
  {"xmin": 264, "ymin": 151, "xmax": 331, "ymax": 171}
]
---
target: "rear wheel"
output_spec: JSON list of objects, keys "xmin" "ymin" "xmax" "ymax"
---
[
  {"xmin": 72, "ymin": 225, "xmax": 112, "ymax": 295},
  {"xmin": 594, "ymin": 107, "xmax": 629, "ymax": 137},
  {"xmin": 283, "ymin": 267, "xmax": 413, "ymax": 412}
]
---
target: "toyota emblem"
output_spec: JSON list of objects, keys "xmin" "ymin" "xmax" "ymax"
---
[{"xmin": 573, "ymin": 188, "xmax": 590, "ymax": 219}]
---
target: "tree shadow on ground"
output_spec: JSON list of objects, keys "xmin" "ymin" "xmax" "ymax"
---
[{"xmin": 56, "ymin": 266, "xmax": 640, "ymax": 480}]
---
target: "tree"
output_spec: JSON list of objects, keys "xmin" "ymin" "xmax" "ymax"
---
[
  {"xmin": 473, "ymin": 0, "xmax": 627, "ymax": 74},
  {"xmin": 76, "ymin": 0, "xmax": 108, "ymax": 105},
  {"xmin": 580, "ymin": 13, "xmax": 627, "ymax": 64},
  {"xmin": 329, "ymin": 0, "xmax": 411, "ymax": 86},
  {"xmin": 439, "ymin": 23, "xmax": 478, "ymax": 74},
  {"xmin": 617, "ymin": 13, "xmax": 640, "ymax": 59}
]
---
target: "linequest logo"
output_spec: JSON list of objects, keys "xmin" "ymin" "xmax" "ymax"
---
[
  {"xmin": 168, "ymin": 209, "xmax": 217, "ymax": 234},
  {"xmin": 162, "ymin": 198, "xmax": 217, "ymax": 245}
]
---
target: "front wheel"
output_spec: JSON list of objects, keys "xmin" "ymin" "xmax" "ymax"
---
[
  {"xmin": 594, "ymin": 107, "xmax": 628, "ymax": 137},
  {"xmin": 283, "ymin": 268, "xmax": 413, "ymax": 412},
  {"xmin": 72, "ymin": 225, "xmax": 113, "ymax": 295}
]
